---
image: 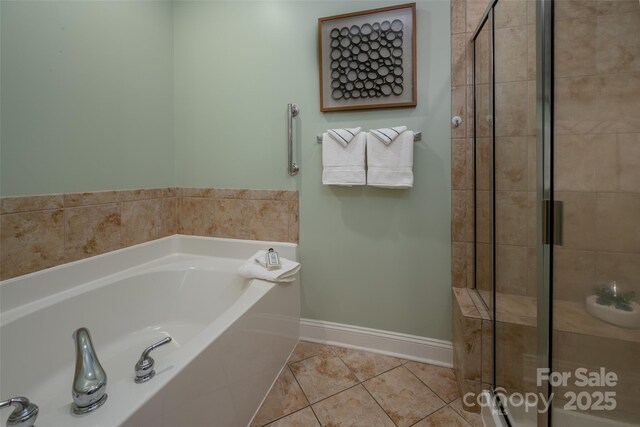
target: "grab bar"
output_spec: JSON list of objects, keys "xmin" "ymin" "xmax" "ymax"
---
[{"xmin": 287, "ymin": 103, "xmax": 300, "ymax": 176}]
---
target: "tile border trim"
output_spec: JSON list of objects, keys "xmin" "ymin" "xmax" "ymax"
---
[{"xmin": 300, "ymin": 318, "xmax": 453, "ymax": 368}]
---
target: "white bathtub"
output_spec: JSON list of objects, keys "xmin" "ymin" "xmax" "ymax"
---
[{"xmin": 0, "ymin": 235, "xmax": 300, "ymax": 427}]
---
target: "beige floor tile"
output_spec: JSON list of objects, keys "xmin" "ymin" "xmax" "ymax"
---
[
  {"xmin": 263, "ymin": 407, "xmax": 319, "ymax": 427},
  {"xmin": 287, "ymin": 341, "xmax": 333, "ymax": 364},
  {"xmin": 250, "ymin": 367, "xmax": 308, "ymax": 427},
  {"xmin": 450, "ymin": 398, "xmax": 484, "ymax": 427},
  {"xmin": 289, "ymin": 352, "xmax": 358, "ymax": 403},
  {"xmin": 331, "ymin": 346, "xmax": 404, "ymax": 381},
  {"xmin": 413, "ymin": 406, "xmax": 470, "ymax": 427},
  {"xmin": 312, "ymin": 385, "xmax": 395, "ymax": 427},
  {"xmin": 363, "ymin": 366, "xmax": 445, "ymax": 427},
  {"xmin": 405, "ymin": 362, "xmax": 460, "ymax": 403}
]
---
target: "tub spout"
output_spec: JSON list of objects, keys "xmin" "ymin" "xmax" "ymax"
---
[{"xmin": 71, "ymin": 327, "xmax": 108, "ymax": 415}]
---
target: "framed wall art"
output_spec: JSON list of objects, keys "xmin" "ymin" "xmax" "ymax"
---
[{"xmin": 318, "ymin": 3, "xmax": 417, "ymax": 112}]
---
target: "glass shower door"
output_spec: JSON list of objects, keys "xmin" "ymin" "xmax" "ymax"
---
[
  {"xmin": 550, "ymin": 0, "xmax": 640, "ymax": 425},
  {"xmin": 474, "ymin": 1, "xmax": 640, "ymax": 425},
  {"xmin": 474, "ymin": 6, "xmax": 492, "ymax": 317},
  {"xmin": 492, "ymin": 0, "xmax": 539, "ymax": 425},
  {"xmin": 473, "ymin": 1, "xmax": 540, "ymax": 425}
]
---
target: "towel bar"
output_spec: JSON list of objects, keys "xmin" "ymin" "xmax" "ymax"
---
[{"xmin": 317, "ymin": 131, "xmax": 421, "ymax": 144}]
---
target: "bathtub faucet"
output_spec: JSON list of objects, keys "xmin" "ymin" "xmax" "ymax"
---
[
  {"xmin": 0, "ymin": 396, "xmax": 39, "ymax": 427},
  {"xmin": 134, "ymin": 336, "xmax": 173, "ymax": 383},
  {"xmin": 71, "ymin": 327, "xmax": 108, "ymax": 415}
]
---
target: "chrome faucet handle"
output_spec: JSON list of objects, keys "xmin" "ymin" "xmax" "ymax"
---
[
  {"xmin": 134, "ymin": 337, "xmax": 172, "ymax": 384},
  {"xmin": 0, "ymin": 396, "xmax": 39, "ymax": 427}
]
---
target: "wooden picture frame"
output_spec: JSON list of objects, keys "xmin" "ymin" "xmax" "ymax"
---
[{"xmin": 318, "ymin": 3, "xmax": 417, "ymax": 112}]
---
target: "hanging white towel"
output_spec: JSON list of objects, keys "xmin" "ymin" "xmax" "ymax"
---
[
  {"xmin": 237, "ymin": 250, "xmax": 301, "ymax": 283},
  {"xmin": 328, "ymin": 127, "xmax": 362, "ymax": 147},
  {"xmin": 367, "ymin": 128, "xmax": 414, "ymax": 189},
  {"xmin": 370, "ymin": 126, "xmax": 408, "ymax": 145},
  {"xmin": 322, "ymin": 130, "xmax": 366, "ymax": 186}
]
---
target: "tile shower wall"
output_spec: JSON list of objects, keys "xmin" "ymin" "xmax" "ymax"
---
[
  {"xmin": 451, "ymin": 0, "xmax": 537, "ymax": 297},
  {"xmin": 452, "ymin": 0, "xmax": 640, "ymax": 419},
  {"xmin": 450, "ymin": 0, "xmax": 487, "ymax": 289},
  {"xmin": 553, "ymin": 0, "xmax": 640, "ymax": 303},
  {"xmin": 551, "ymin": 2, "xmax": 640, "ymax": 423},
  {"xmin": 0, "ymin": 188, "xmax": 299, "ymax": 280},
  {"xmin": 450, "ymin": 0, "xmax": 493, "ymax": 412},
  {"xmin": 451, "ymin": 288, "xmax": 483, "ymax": 412},
  {"xmin": 451, "ymin": 0, "xmax": 538, "ymax": 412}
]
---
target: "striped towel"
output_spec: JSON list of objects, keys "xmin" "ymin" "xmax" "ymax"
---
[
  {"xmin": 327, "ymin": 127, "xmax": 362, "ymax": 147},
  {"xmin": 370, "ymin": 126, "xmax": 408, "ymax": 145}
]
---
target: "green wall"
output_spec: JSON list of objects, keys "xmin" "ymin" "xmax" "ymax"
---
[
  {"xmin": 0, "ymin": 1, "xmax": 175, "ymax": 196},
  {"xmin": 173, "ymin": 1, "xmax": 452, "ymax": 340},
  {"xmin": 1, "ymin": 0, "xmax": 451, "ymax": 340}
]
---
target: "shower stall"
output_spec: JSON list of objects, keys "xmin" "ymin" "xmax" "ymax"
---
[{"xmin": 471, "ymin": 0, "xmax": 640, "ymax": 425}]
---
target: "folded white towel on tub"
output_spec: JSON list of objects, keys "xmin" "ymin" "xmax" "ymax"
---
[
  {"xmin": 237, "ymin": 250, "xmax": 301, "ymax": 282},
  {"xmin": 367, "ymin": 128, "xmax": 414, "ymax": 189},
  {"xmin": 322, "ymin": 129, "xmax": 366, "ymax": 186}
]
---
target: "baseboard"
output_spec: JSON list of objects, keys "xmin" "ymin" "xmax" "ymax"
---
[{"xmin": 299, "ymin": 318, "xmax": 453, "ymax": 368}]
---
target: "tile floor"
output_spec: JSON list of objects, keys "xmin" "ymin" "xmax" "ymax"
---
[{"xmin": 251, "ymin": 341, "xmax": 483, "ymax": 427}]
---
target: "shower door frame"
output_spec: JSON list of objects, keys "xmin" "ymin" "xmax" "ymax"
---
[
  {"xmin": 471, "ymin": 0, "xmax": 503, "ymax": 423},
  {"xmin": 535, "ymin": 0, "xmax": 553, "ymax": 426}
]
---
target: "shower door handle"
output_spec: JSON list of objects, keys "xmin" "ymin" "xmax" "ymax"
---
[
  {"xmin": 287, "ymin": 103, "xmax": 300, "ymax": 176},
  {"xmin": 542, "ymin": 199, "xmax": 563, "ymax": 246}
]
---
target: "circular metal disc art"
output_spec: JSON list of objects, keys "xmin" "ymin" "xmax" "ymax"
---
[{"xmin": 330, "ymin": 19, "xmax": 404, "ymax": 100}]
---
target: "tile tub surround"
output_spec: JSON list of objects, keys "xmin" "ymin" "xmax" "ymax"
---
[
  {"xmin": 177, "ymin": 188, "xmax": 298, "ymax": 243},
  {"xmin": 0, "ymin": 188, "xmax": 178, "ymax": 280},
  {"xmin": 0, "ymin": 187, "xmax": 299, "ymax": 280},
  {"xmin": 251, "ymin": 341, "xmax": 483, "ymax": 427}
]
